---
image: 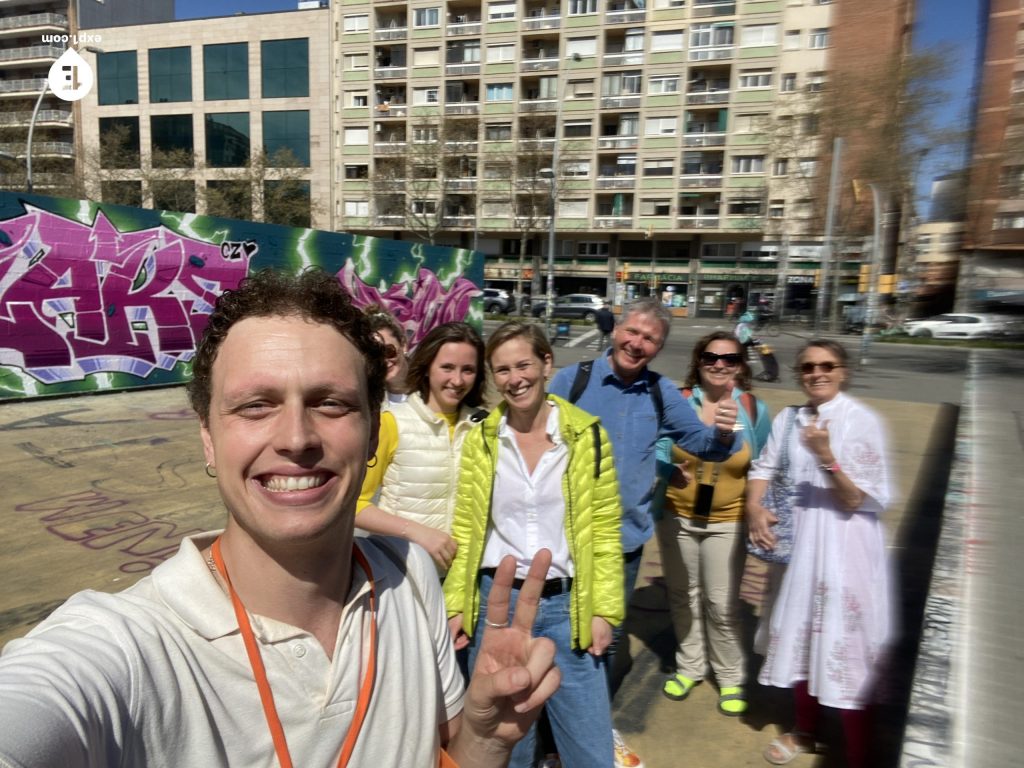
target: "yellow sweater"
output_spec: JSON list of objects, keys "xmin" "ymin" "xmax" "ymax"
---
[{"xmin": 663, "ymin": 441, "xmax": 752, "ymax": 523}]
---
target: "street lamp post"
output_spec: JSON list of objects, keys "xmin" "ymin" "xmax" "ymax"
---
[
  {"xmin": 538, "ymin": 166, "xmax": 556, "ymax": 340},
  {"xmin": 536, "ymin": 52, "xmax": 581, "ymax": 339},
  {"xmin": 859, "ymin": 183, "xmax": 885, "ymax": 365},
  {"xmin": 26, "ymin": 45, "xmax": 103, "ymax": 193}
]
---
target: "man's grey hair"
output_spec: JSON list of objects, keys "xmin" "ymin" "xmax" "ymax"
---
[{"xmin": 617, "ymin": 297, "xmax": 672, "ymax": 341}]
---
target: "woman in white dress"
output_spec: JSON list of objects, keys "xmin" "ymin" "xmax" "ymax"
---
[{"xmin": 746, "ymin": 340, "xmax": 892, "ymax": 767}]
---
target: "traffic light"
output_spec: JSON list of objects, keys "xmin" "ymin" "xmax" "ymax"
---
[
  {"xmin": 878, "ymin": 274, "xmax": 896, "ymax": 294},
  {"xmin": 858, "ymin": 264, "xmax": 871, "ymax": 293},
  {"xmin": 813, "ymin": 269, "xmax": 821, "ymax": 287},
  {"xmin": 622, "ymin": 262, "xmax": 630, "ymax": 280}
]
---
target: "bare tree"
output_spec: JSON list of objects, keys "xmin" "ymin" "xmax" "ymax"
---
[{"xmin": 369, "ymin": 114, "xmax": 479, "ymax": 245}]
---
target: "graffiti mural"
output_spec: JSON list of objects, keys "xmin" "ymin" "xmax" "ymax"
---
[{"xmin": 0, "ymin": 192, "xmax": 482, "ymax": 400}]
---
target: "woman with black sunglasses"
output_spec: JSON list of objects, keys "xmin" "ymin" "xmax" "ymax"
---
[
  {"xmin": 747, "ymin": 340, "xmax": 893, "ymax": 767},
  {"xmin": 652, "ymin": 331, "xmax": 772, "ymax": 716}
]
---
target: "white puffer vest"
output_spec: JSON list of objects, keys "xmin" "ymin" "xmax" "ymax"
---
[{"xmin": 377, "ymin": 393, "xmax": 482, "ymax": 534}]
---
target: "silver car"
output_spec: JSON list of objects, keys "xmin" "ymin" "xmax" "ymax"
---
[
  {"xmin": 902, "ymin": 313, "xmax": 1010, "ymax": 339},
  {"xmin": 531, "ymin": 294, "xmax": 605, "ymax": 321}
]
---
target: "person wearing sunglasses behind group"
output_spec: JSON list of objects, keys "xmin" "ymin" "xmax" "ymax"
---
[
  {"xmin": 363, "ymin": 304, "xmax": 409, "ymax": 406},
  {"xmin": 357, "ymin": 322, "xmax": 486, "ymax": 573},
  {"xmin": 445, "ymin": 321, "xmax": 624, "ymax": 768},
  {"xmin": 747, "ymin": 340, "xmax": 892, "ymax": 767},
  {"xmin": 652, "ymin": 332, "xmax": 771, "ymax": 716}
]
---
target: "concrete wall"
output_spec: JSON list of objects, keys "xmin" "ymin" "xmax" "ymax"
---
[{"xmin": 0, "ymin": 191, "xmax": 482, "ymax": 400}]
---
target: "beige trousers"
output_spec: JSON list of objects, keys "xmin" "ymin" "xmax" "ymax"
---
[{"xmin": 656, "ymin": 514, "xmax": 746, "ymax": 688}]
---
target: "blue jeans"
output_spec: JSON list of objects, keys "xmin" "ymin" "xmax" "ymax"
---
[
  {"xmin": 604, "ymin": 546, "xmax": 643, "ymax": 696},
  {"xmin": 469, "ymin": 574, "xmax": 613, "ymax": 768}
]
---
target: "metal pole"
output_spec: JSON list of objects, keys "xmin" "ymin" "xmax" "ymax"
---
[
  {"xmin": 814, "ymin": 136, "xmax": 843, "ymax": 335},
  {"xmin": 25, "ymin": 82, "xmax": 48, "ymax": 193},
  {"xmin": 859, "ymin": 184, "xmax": 884, "ymax": 365},
  {"xmin": 773, "ymin": 232, "xmax": 790, "ymax": 317},
  {"xmin": 649, "ymin": 235, "xmax": 658, "ymax": 297},
  {"xmin": 544, "ymin": 170, "xmax": 556, "ymax": 339},
  {"xmin": 544, "ymin": 59, "xmax": 573, "ymax": 340}
]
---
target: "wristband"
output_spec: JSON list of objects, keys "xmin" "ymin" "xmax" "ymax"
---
[{"xmin": 819, "ymin": 461, "xmax": 840, "ymax": 473}]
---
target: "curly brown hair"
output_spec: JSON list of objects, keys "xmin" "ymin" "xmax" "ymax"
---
[
  {"xmin": 405, "ymin": 322, "xmax": 485, "ymax": 408},
  {"xmin": 683, "ymin": 331, "xmax": 753, "ymax": 392},
  {"xmin": 186, "ymin": 268, "xmax": 387, "ymax": 423}
]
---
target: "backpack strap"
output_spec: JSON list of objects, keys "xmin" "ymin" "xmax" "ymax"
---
[
  {"xmin": 648, "ymin": 371, "xmax": 664, "ymax": 424},
  {"xmin": 568, "ymin": 359, "xmax": 594, "ymax": 405}
]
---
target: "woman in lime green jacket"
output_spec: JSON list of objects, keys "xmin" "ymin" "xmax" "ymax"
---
[{"xmin": 444, "ymin": 321, "xmax": 623, "ymax": 768}]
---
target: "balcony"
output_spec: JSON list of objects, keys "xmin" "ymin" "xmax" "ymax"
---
[
  {"xmin": 679, "ymin": 174, "xmax": 723, "ymax": 188},
  {"xmin": 605, "ymin": 9, "xmax": 646, "ymax": 24},
  {"xmin": 0, "ymin": 44, "xmax": 64, "ymax": 63},
  {"xmin": 447, "ymin": 178, "xmax": 478, "ymax": 191},
  {"xmin": 446, "ymin": 63, "xmax": 481, "ymax": 76},
  {"xmin": 373, "ymin": 215, "xmax": 405, "ymax": 226},
  {"xmin": 522, "ymin": 14, "xmax": 560, "ymax": 31},
  {"xmin": 692, "ymin": 1, "xmax": 737, "ymax": 18},
  {"xmin": 374, "ymin": 140, "xmax": 408, "ymax": 154},
  {"xmin": 683, "ymin": 132, "xmax": 726, "ymax": 147},
  {"xmin": 596, "ymin": 176, "xmax": 636, "ymax": 189},
  {"xmin": 688, "ymin": 46, "xmax": 734, "ymax": 62},
  {"xmin": 375, "ymin": 103, "xmax": 408, "ymax": 117},
  {"xmin": 686, "ymin": 90, "xmax": 730, "ymax": 105},
  {"xmin": 600, "ymin": 95, "xmax": 642, "ymax": 110},
  {"xmin": 520, "ymin": 98, "xmax": 557, "ymax": 112},
  {"xmin": 0, "ymin": 78, "xmax": 48, "ymax": 97},
  {"xmin": 520, "ymin": 57, "xmax": 559, "ymax": 72},
  {"xmin": 373, "ymin": 27, "xmax": 408, "ymax": 41},
  {"xmin": 597, "ymin": 135, "xmax": 639, "ymax": 149},
  {"xmin": 375, "ymin": 66, "xmax": 408, "ymax": 79},
  {"xmin": 0, "ymin": 12, "xmax": 68, "ymax": 32},
  {"xmin": 0, "ymin": 141, "xmax": 74, "ymax": 158},
  {"xmin": 594, "ymin": 216, "xmax": 634, "ymax": 228},
  {"xmin": 0, "ymin": 109, "xmax": 72, "ymax": 126},
  {"xmin": 602, "ymin": 52, "xmax": 644, "ymax": 67},
  {"xmin": 447, "ymin": 21, "xmax": 481, "ymax": 36},
  {"xmin": 677, "ymin": 215, "xmax": 721, "ymax": 229},
  {"xmin": 444, "ymin": 102, "xmax": 480, "ymax": 115},
  {"xmin": 442, "ymin": 215, "xmax": 476, "ymax": 227}
]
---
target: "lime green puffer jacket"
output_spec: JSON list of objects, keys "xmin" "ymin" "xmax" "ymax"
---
[{"xmin": 443, "ymin": 394, "xmax": 624, "ymax": 650}]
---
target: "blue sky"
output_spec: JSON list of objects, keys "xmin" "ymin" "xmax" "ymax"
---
[{"xmin": 176, "ymin": 0, "xmax": 295, "ymax": 19}]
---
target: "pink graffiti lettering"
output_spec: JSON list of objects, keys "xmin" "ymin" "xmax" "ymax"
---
[
  {"xmin": 0, "ymin": 207, "xmax": 251, "ymax": 383},
  {"xmin": 16, "ymin": 489, "xmax": 205, "ymax": 574},
  {"xmin": 338, "ymin": 261, "xmax": 478, "ymax": 348}
]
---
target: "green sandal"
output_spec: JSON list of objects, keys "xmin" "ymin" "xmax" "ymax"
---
[
  {"xmin": 662, "ymin": 673, "xmax": 699, "ymax": 701},
  {"xmin": 717, "ymin": 686, "xmax": 747, "ymax": 716}
]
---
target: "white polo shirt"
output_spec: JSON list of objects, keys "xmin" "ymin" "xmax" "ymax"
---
[{"xmin": 0, "ymin": 533, "xmax": 464, "ymax": 768}]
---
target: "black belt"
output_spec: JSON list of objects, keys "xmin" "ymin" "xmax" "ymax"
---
[{"xmin": 479, "ymin": 568, "xmax": 573, "ymax": 597}]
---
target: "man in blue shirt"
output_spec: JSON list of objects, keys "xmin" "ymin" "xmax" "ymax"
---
[{"xmin": 549, "ymin": 297, "xmax": 738, "ymax": 768}]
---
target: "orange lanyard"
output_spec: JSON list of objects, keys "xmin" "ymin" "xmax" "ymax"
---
[{"xmin": 211, "ymin": 538, "xmax": 377, "ymax": 768}]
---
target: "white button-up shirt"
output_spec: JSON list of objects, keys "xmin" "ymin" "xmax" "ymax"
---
[{"xmin": 482, "ymin": 402, "xmax": 574, "ymax": 579}]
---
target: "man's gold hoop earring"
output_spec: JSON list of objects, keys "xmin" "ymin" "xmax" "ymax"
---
[
  {"xmin": 367, "ymin": 455, "xmax": 378, "ymax": 468},
  {"xmin": 204, "ymin": 463, "xmax": 217, "ymax": 478}
]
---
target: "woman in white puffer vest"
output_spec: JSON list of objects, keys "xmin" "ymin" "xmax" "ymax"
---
[{"xmin": 356, "ymin": 322, "xmax": 487, "ymax": 572}]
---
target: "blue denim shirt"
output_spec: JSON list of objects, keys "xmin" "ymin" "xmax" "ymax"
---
[{"xmin": 549, "ymin": 353, "xmax": 734, "ymax": 553}]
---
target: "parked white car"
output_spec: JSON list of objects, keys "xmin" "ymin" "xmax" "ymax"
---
[{"xmin": 902, "ymin": 313, "xmax": 1010, "ymax": 339}]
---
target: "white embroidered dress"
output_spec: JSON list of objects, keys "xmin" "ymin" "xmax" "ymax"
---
[{"xmin": 749, "ymin": 392, "xmax": 893, "ymax": 709}]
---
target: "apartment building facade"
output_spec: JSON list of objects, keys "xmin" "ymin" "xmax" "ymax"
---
[
  {"xmin": 331, "ymin": 0, "xmax": 913, "ymax": 315},
  {"xmin": 76, "ymin": 7, "xmax": 332, "ymax": 227},
  {"xmin": 0, "ymin": 0, "xmax": 172, "ymax": 193},
  {"xmin": 962, "ymin": 0, "xmax": 1024, "ymax": 310}
]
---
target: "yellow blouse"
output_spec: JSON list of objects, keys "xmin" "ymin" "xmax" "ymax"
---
[{"xmin": 662, "ymin": 440, "xmax": 752, "ymax": 523}]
